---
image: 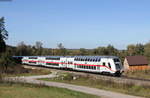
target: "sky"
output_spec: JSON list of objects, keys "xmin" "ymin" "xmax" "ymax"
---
[{"xmin": 0, "ymin": 0, "xmax": 150, "ymax": 49}]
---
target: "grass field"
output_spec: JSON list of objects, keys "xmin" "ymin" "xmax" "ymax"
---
[
  {"xmin": 40, "ymin": 72, "xmax": 150, "ymax": 98},
  {"xmin": 0, "ymin": 82, "xmax": 99, "ymax": 98},
  {"xmin": 2, "ymin": 66, "xmax": 51, "ymax": 77}
]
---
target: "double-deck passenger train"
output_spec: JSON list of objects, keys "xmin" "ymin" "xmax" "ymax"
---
[{"xmin": 14, "ymin": 56, "xmax": 124, "ymax": 76}]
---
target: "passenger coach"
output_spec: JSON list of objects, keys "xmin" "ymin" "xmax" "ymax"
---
[{"xmin": 19, "ymin": 56, "xmax": 124, "ymax": 76}]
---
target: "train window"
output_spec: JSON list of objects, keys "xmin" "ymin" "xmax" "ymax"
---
[
  {"xmin": 114, "ymin": 59, "xmax": 120, "ymax": 62},
  {"xmin": 29, "ymin": 61, "xmax": 36, "ymax": 64},
  {"xmin": 85, "ymin": 58, "xmax": 87, "ymax": 61},
  {"xmin": 57, "ymin": 58, "xmax": 60, "ymax": 60},
  {"xmin": 83, "ymin": 66, "xmax": 85, "ymax": 69},
  {"xmin": 103, "ymin": 62, "xmax": 106, "ymax": 66},
  {"xmin": 29, "ymin": 57, "xmax": 37, "ymax": 59},
  {"xmin": 46, "ymin": 57, "xmax": 52, "ymax": 60},
  {"xmin": 97, "ymin": 66, "xmax": 100, "ymax": 70},
  {"xmin": 108, "ymin": 63, "xmax": 111, "ymax": 68},
  {"xmin": 89, "ymin": 66, "xmax": 91, "ymax": 69},
  {"xmin": 46, "ymin": 63, "xmax": 59, "ymax": 66},
  {"xmin": 93, "ymin": 66, "xmax": 95, "ymax": 69},
  {"xmin": 85, "ymin": 66, "xmax": 87, "ymax": 69}
]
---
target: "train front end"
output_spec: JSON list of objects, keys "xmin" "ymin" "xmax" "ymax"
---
[{"xmin": 113, "ymin": 58, "xmax": 124, "ymax": 76}]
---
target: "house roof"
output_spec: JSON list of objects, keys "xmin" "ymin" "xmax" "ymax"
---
[{"xmin": 126, "ymin": 56, "xmax": 148, "ymax": 66}]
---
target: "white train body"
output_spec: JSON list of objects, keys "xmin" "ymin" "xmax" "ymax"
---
[{"xmin": 21, "ymin": 56, "xmax": 123, "ymax": 76}]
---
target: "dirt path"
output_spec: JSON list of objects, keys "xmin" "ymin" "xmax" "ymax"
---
[{"xmin": 5, "ymin": 71, "xmax": 142, "ymax": 98}]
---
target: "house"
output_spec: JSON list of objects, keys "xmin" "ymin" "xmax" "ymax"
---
[{"xmin": 123, "ymin": 56, "xmax": 149, "ymax": 71}]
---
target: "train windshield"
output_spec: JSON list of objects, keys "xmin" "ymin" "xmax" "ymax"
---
[{"xmin": 113, "ymin": 58, "xmax": 120, "ymax": 62}]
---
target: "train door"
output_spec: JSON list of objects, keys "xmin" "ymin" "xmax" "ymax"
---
[
  {"xmin": 38, "ymin": 57, "xmax": 45, "ymax": 66},
  {"xmin": 99, "ymin": 58, "xmax": 107, "ymax": 72},
  {"xmin": 102, "ymin": 58, "xmax": 112, "ymax": 73},
  {"xmin": 67, "ymin": 58, "xmax": 74, "ymax": 69},
  {"xmin": 60, "ymin": 57, "xmax": 67, "ymax": 68}
]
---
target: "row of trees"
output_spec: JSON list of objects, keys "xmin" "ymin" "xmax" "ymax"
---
[{"xmin": 10, "ymin": 41, "xmax": 150, "ymax": 62}]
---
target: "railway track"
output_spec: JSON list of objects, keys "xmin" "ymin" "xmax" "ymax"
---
[{"xmin": 23, "ymin": 65, "xmax": 150, "ymax": 87}]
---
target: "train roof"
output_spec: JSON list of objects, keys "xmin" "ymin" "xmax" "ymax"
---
[
  {"xmin": 73, "ymin": 56, "xmax": 118, "ymax": 59},
  {"xmin": 13, "ymin": 56, "xmax": 119, "ymax": 59}
]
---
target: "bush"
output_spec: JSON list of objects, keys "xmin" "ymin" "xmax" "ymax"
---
[{"xmin": 0, "ymin": 49, "xmax": 17, "ymax": 73}]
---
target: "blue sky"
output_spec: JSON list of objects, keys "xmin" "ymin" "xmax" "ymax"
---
[{"xmin": 0, "ymin": 0, "xmax": 150, "ymax": 49}]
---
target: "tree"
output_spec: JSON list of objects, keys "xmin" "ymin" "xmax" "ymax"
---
[
  {"xmin": 41, "ymin": 48, "xmax": 52, "ymax": 55},
  {"xmin": 35, "ymin": 41, "xmax": 43, "ymax": 49},
  {"xmin": 57, "ymin": 43, "xmax": 67, "ymax": 56},
  {"xmin": 144, "ymin": 42, "xmax": 150, "ymax": 63},
  {"xmin": 135, "ymin": 44, "xmax": 144, "ymax": 55},
  {"xmin": 127, "ymin": 44, "xmax": 144, "ymax": 56},
  {"xmin": 127, "ymin": 44, "xmax": 136, "ymax": 56},
  {"xmin": 0, "ymin": 48, "xmax": 16, "ymax": 73},
  {"xmin": 79, "ymin": 48, "xmax": 87, "ymax": 55},
  {"xmin": 16, "ymin": 42, "xmax": 33, "ymax": 56},
  {"xmin": 34, "ymin": 41, "xmax": 43, "ymax": 55},
  {"xmin": 106, "ymin": 45, "xmax": 118, "ymax": 56},
  {"xmin": 0, "ymin": 17, "xmax": 8, "ymax": 53}
]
